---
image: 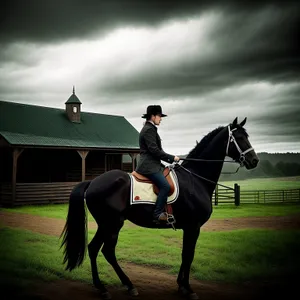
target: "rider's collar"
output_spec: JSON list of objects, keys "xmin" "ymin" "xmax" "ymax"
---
[{"xmin": 147, "ymin": 120, "xmax": 156, "ymax": 126}]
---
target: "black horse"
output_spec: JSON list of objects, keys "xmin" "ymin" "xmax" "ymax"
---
[{"xmin": 61, "ymin": 117, "xmax": 259, "ymax": 299}]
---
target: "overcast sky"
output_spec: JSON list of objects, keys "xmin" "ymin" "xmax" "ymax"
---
[{"xmin": 1, "ymin": 0, "xmax": 299, "ymax": 155}]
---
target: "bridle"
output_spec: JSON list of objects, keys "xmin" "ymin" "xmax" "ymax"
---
[
  {"xmin": 180, "ymin": 125, "xmax": 254, "ymax": 167},
  {"xmin": 225, "ymin": 126, "xmax": 254, "ymax": 167},
  {"xmin": 176, "ymin": 125, "xmax": 255, "ymax": 185}
]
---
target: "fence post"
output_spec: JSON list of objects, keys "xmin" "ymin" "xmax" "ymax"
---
[
  {"xmin": 214, "ymin": 185, "xmax": 218, "ymax": 206},
  {"xmin": 234, "ymin": 184, "xmax": 240, "ymax": 206}
]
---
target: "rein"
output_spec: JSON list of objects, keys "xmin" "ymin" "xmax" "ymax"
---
[
  {"xmin": 179, "ymin": 157, "xmax": 237, "ymax": 163},
  {"xmin": 175, "ymin": 164, "xmax": 234, "ymax": 189}
]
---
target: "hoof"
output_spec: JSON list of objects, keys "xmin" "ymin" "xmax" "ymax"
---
[
  {"xmin": 128, "ymin": 287, "xmax": 139, "ymax": 296},
  {"xmin": 178, "ymin": 286, "xmax": 198, "ymax": 300},
  {"xmin": 101, "ymin": 291, "xmax": 112, "ymax": 300},
  {"xmin": 188, "ymin": 293, "xmax": 199, "ymax": 300}
]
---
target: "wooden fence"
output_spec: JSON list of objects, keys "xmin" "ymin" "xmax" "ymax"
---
[
  {"xmin": 13, "ymin": 182, "xmax": 78, "ymax": 206},
  {"xmin": 239, "ymin": 188, "xmax": 300, "ymax": 204},
  {"xmin": 213, "ymin": 186, "xmax": 300, "ymax": 205},
  {"xmin": 213, "ymin": 183, "xmax": 240, "ymax": 206}
]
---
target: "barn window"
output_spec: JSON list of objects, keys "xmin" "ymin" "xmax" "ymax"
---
[{"xmin": 73, "ymin": 106, "xmax": 77, "ymax": 113}]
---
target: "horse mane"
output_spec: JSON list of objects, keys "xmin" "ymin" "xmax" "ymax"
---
[{"xmin": 186, "ymin": 126, "xmax": 225, "ymax": 158}]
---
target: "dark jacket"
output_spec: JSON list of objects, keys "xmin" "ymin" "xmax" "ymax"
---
[{"xmin": 135, "ymin": 121, "xmax": 175, "ymax": 175}]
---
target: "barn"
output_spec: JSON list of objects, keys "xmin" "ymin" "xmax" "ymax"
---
[{"xmin": 0, "ymin": 89, "xmax": 140, "ymax": 207}]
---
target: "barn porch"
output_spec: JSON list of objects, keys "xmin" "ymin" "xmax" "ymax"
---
[{"xmin": 0, "ymin": 146, "xmax": 138, "ymax": 207}]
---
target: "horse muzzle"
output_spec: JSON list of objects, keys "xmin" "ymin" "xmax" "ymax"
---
[{"xmin": 243, "ymin": 155, "xmax": 259, "ymax": 170}]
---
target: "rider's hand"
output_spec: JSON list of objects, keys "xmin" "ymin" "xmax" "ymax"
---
[{"xmin": 174, "ymin": 156, "xmax": 180, "ymax": 162}]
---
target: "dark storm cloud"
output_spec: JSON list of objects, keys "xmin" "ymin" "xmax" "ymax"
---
[
  {"xmin": 1, "ymin": 0, "xmax": 299, "ymax": 91},
  {"xmin": 250, "ymin": 84, "xmax": 300, "ymax": 137},
  {"xmin": 96, "ymin": 3, "xmax": 299, "ymax": 98},
  {"xmin": 0, "ymin": 0, "xmax": 215, "ymax": 42},
  {"xmin": 1, "ymin": 0, "xmax": 298, "ymax": 43}
]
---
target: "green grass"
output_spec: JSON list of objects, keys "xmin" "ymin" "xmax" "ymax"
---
[
  {"xmin": 1, "ymin": 203, "xmax": 89, "ymax": 220},
  {"xmin": 211, "ymin": 203, "xmax": 300, "ymax": 218},
  {"xmin": 2, "ymin": 203, "xmax": 300, "ymax": 221},
  {"xmin": 0, "ymin": 227, "xmax": 116, "ymax": 295},
  {"xmin": 0, "ymin": 203, "xmax": 70, "ymax": 219},
  {"xmin": 1, "ymin": 226, "xmax": 299, "ymax": 294},
  {"xmin": 221, "ymin": 176, "xmax": 300, "ymax": 191}
]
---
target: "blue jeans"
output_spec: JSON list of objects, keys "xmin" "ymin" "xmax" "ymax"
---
[{"xmin": 146, "ymin": 172, "xmax": 171, "ymax": 218}]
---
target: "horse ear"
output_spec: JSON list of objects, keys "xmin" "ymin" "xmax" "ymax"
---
[
  {"xmin": 232, "ymin": 117, "xmax": 238, "ymax": 126},
  {"xmin": 240, "ymin": 117, "xmax": 247, "ymax": 127},
  {"xmin": 196, "ymin": 140, "xmax": 199, "ymax": 145}
]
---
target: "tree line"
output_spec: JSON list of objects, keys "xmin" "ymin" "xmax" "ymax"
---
[{"xmin": 220, "ymin": 152, "xmax": 300, "ymax": 180}]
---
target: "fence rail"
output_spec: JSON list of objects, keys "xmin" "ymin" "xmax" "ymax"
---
[
  {"xmin": 213, "ymin": 185, "xmax": 300, "ymax": 205},
  {"xmin": 240, "ymin": 188, "xmax": 300, "ymax": 204}
]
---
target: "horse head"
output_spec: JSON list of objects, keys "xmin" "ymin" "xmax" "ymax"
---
[{"xmin": 227, "ymin": 117, "xmax": 259, "ymax": 169}]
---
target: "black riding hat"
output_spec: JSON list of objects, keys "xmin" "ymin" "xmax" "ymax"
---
[{"xmin": 141, "ymin": 105, "xmax": 167, "ymax": 118}]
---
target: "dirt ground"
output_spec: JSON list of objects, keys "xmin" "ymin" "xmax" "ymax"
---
[{"xmin": 1, "ymin": 211, "xmax": 300, "ymax": 300}]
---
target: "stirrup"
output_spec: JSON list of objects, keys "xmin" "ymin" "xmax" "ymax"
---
[
  {"xmin": 153, "ymin": 212, "xmax": 176, "ymax": 229},
  {"xmin": 166, "ymin": 213, "xmax": 176, "ymax": 225},
  {"xmin": 166, "ymin": 213, "xmax": 176, "ymax": 230}
]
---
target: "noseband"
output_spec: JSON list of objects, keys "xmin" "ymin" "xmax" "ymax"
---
[{"xmin": 226, "ymin": 126, "xmax": 254, "ymax": 166}]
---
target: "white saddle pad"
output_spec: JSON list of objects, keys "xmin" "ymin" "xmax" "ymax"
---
[{"xmin": 129, "ymin": 168, "xmax": 179, "ymax": 205}]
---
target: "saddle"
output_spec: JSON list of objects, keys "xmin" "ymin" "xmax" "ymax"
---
[{"xmin": 131, "ymin": 168, "xmax": 175, "ymax": 196}]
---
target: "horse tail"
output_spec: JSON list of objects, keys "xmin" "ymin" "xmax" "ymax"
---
[{"xmin": 60, "ymin": 180, "xmax": 91, "ymax": 271}]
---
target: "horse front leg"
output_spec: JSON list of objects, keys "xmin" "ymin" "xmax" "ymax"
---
[{"xmin": 177, "ymin": 226, "xmax": 200, "ymax": 300}]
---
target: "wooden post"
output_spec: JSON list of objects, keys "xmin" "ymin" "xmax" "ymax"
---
[
  {"xmin": 214, "ymin": 185, "xmax": 218, "ymax": 206},
  {"xmin": 12, "ymin": 148, "xmax": 24, "ymax": 207},
  {"xmin": 234, "ymin": 183, "xmax": 240, "ymax": 206},
  {"xmin": 129, "ymin": 153, "xmax": 138, "ymax": 171},
  {"xmin": 77, "ymin": 150, "xmax": 89, "ymax": 181}
]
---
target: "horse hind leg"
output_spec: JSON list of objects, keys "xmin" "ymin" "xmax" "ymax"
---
[
  {"xmin": 88, "ymin": 228, "xmax": 112, "ymax": 299},
  {"xmin": 101, "ymin": 219, "xmax": 139, "ymax": 297}
]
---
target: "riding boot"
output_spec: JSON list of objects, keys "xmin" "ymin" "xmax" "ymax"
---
[
  {"xmin": 153, "ymin": 206, "xmax": 167, "ymax": 221},
  {"xmin": 153, "ymin": 197, "xmax": 173, "ymax": 223}
]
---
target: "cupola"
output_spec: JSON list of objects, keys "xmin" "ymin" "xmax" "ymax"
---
[{"xmin": 65, "ymin": 86, "xmax": 82, "ymax": 123}]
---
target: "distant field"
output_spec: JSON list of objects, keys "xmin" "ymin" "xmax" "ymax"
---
[{"xmin": 220, "ymin": 176, "xmax": 300, "ymax": 191}]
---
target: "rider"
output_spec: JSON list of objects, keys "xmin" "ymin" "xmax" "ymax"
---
[{"xmin": 135, "ymin": 105, "xmax": 180, "ymax": 223}]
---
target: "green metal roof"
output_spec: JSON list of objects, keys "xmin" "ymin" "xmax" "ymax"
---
[{"xmin": 0, "ymin": 100, "xmax": 139, "ymax": 149}]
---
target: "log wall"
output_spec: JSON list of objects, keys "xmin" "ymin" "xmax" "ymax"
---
[
  {"xmin": 14, "ymin": 182, "xmax": 79, "ymax": 206},
  {"xmin": 0, "ymin": 183, "xmax": 12, "ymax": 206}
]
